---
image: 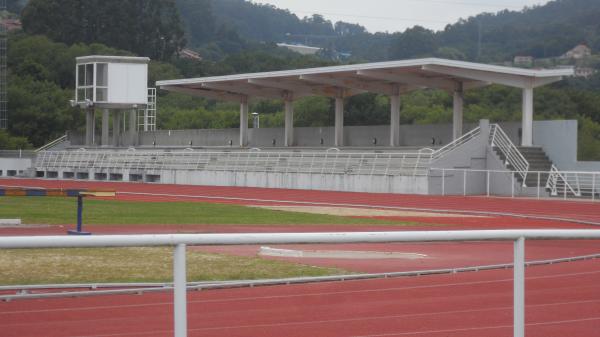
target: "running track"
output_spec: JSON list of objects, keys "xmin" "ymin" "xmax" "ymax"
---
[
  {"xmin": 1, "ymin": 260, "xmax": 599, "ymax": 337},
  {"xmin": 2, "ymin": 178, "xmax": 600, "ymax": 224},
  {"xmin": 2, "ymin": 178, "xmax": 600, "ymax": 336}
]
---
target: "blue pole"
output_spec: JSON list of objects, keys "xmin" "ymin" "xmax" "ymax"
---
[
  {"xmin": 68, "ymin": 194, "xmax": 91, "ymax": 235},
  {"xmin": 76, "ymin": 195, "xmax": 83, "ymax": 233}
]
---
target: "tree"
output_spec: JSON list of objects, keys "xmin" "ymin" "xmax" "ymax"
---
[
  {"xmin": 0, "ymin": 130, "xmax": 31, "ymax": 150},
  {"xmin": 175, "ymin": 0, "xmax": 216, "ymax": 47},
  {"xmin": 6, "ymin": 0, "xmax": 28, "ymax": 14},
  {"xmin": 334, "ymin": 22, "xmax": 366, "ymax": 37},
  {"xmin": 389, "ymin": 26, "xmax": 437, "ymax": 60},
  {"xmin": 21, "ymin": 0, "xmax": 185, "ymax": 60}
]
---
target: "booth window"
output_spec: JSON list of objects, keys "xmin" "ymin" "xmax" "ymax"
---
[
  {"xmin": 76, "ymin": 62, "xmax": 108, "ymax": 103},
  {"xmin": 95, "ymin": 63, "xmax": 108, "ymax": 102}
]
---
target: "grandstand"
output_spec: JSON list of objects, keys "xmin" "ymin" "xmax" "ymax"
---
[{"xmin": 1, "ymin": 57, "xmax": 599, "ymax": 199}]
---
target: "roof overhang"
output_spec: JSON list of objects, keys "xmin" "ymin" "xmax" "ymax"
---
[
  {"xmin": 157, "ymin": 58, "xmax": 574, "ymax": 102},
  {"xmin": 76, "ymin": 55, "xmax": 151, "ymax": 65}
]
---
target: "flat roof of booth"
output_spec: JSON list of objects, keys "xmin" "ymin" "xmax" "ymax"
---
[
  {"xmin": 76, "ymin": 55, "xmax": 150, "ymax": 64},
  {"xmin": 157, "ymin": 58, "xmax": 574, "ymax": 101}
]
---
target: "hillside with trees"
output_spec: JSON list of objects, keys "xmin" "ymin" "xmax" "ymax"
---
[{"xmin": 1, "ymin": 0, "xmax": 599, "ymax": 160}]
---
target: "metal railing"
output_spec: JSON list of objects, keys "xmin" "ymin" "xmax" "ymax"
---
[
  {"xmin": 0, "ymin": 149, "xmax": 36, "ymax": 158},
  {"xmin": 2, "ymin": 230, "xmax": 600, "ymax": 337},
  {"xmin": 546, "ymin": 165, "xmax": 600, "ymax": 199},
  {"xmin": 35, "ymin": 134, "xmax": 67, "ymax": 152},
  {"xmin": 431, "ymin": 167, "xmax": 600, "ymax": 201},
  {"xmin": 431, "ymin": 126, "xmax": 481, "ymax": 161},
  {"xmin": 35, "ymin": 149, "xmax": 435, "ymax": 177},
  {"xmin": 489, "ymin": 124, "xmax": 529, "ymax": 184}
]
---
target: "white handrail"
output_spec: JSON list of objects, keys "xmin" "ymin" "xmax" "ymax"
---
[
  {"xmin": 35, "ymin": 134, "xmax": 68, "ymax": 152},
  {"xmin": 431, "ymin": 126, "xmax": 481, "ymax": 161},
  {"xmin": 546, "ymin": 165, "xmax": 581, "ymax": 197},
  {"xmin": 2, "ymin": 230, "xmax": 600, "ymax": 337},
  {"xmin": 489, "ymin": 124, "xmax": 529, "ymax": 184}
]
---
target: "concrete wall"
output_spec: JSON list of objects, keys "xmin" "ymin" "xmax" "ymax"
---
[
  {"xmin": 39, "ymin": 167, "xmax": 429, "ymax": 194},
  {"xmin": 71, "ymin": 121, "xmax": 530, "ymax": 149},
  {"xmin": 533, "ymin": 120, "xmax": 600, "ymax": 171},
  {"xmin": 0, "ymin": 158, "xmax": 33, "ymax": 177},
  {"xmin": 427, "ymin": 121, "xmax": 490, "ymax": 195}
]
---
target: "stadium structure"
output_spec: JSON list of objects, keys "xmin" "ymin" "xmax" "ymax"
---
[{"xmin": 1, "ymin": 56, "xmax": 599, "ymax": 200}]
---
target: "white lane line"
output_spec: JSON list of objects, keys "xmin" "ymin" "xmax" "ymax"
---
[{"xmin": 353, "ymin": 316, "xmax": 600, "ymax": 337}]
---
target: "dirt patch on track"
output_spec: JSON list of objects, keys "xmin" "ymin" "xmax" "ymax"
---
[{"xmin": 251, "ymin": 205, "xmax": 483, "ymax": 218}]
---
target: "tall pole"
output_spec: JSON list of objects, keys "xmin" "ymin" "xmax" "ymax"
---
[
  {"xmin": 521, "ymin": 87, "xmax": 534, "ymax": 147},
  {"xmin": 390, "ymin": 94, "xmax": 401, "ymax": 147},
  {"xmin": 334, "ymin": 94, "xmax": 344, "ymax": 147},
  {"xmin": 0, "ymin": 0, "xmax": 7, "ymax": 130},
  {"xmin": 284, "ymin": 94, "xmax": 294, "ymax": 147},
  {"xmin": 239, "ymin": 96, "xmax": 248, "ymax": 147},
  {"xmin": 453, "ymin": 84, "xmax": 464, "ymax": 140}
]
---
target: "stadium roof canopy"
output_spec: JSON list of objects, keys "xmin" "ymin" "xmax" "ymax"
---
[{"xmin": 157, "ymin": 58, "xmax": 574, "ymax": 147}]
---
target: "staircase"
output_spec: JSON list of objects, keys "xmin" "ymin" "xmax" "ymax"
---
[{"xmin": 493, "ymin": 146, "xmax": 553, "ymax": 186}]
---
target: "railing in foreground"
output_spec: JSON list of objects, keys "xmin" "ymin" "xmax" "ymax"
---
[
  {"xmin": 431, "ymin": 167, "xmax": 600, "ymax": 201},
  {"xmin": 489, "ymin": 124, "xmax": 529, "ymax": 184},
  {"xmin": 2, "ymin": 230, "xmax": 600, "ymax": 337}
]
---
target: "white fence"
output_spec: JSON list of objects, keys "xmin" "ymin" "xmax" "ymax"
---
[
  {"xmin": 431, "ymin": 168, "xmax": 600, "ymax": 201},
  {"xmin": 35, "ymin": 149, "xmax": 435, "ymax": 177},
  {"xmin": 34, "ymin": 124, "xmax": 489, "ymax": 178},
  {"xmin": 2, "ymin": 230, "xmax": 600, "ymax": 337}
]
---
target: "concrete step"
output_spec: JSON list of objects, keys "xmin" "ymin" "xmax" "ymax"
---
[{"xmin": 492, "ymin": 146, "xmax": 555, "ymax": 187}]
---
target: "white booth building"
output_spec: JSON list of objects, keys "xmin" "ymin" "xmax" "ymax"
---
[{"xmin": 75, "ymin": 55, "xmax": 153, "ymax": 147}]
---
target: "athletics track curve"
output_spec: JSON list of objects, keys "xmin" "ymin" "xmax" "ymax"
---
[{"xmin": 1, "ymin": 178, "xmax": 600, "ymax": 336}]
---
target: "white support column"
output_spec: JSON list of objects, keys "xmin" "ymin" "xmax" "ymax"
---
[
  {"xmin": 522, "ymin": 86, "xmax": 534, "ymax": 147},
  {"xmin": 129, "ymin": 109, "xmax": 137, "ymax": 146},
  {"xmin": 85, "ymin": 108, "xmax": 94, "ymax": 147},
  {"xmin": 101, "ymin": 109, "xmax": 109, "ymax": 147},
  {"xmin": 112, "ymin": 110, "xmax": 120, "ymax": 147},
  {"xmin": 284, "ymin": 98, "xmax": 294, "ymax": 147},
  {"xmin": 335, "ymin": 95, "xmax": 344, "ymax": 147},
  {"xmin": 173, "ymin": 243, "xmax": 188, "ymax": 337},
  {"xmin": 453, "ymin": 87, "xmax": 464, "ymax": 140},
  {"xmin": 514, "ymin": 237, "xmax": 525, "ymax": 337},
  {"xmin": 239, "ymin": 96, "xmax": 249, "ymax": 147},
  {"xmin": 390, "ymin": 94, "xmax": 401, "ymax": 147},
  {"xmin": 143, "ymin": 109, "xmax": 149, "ymax": 132}
]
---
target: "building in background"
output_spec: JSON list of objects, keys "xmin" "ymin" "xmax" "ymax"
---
[{"xmin": 561, "ymin": 44, "xmax": 592, "ymax": 60}]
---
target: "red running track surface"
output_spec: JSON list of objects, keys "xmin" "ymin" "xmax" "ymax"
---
[
  {"xmin": 2, "ymin": 178, "xmax": 600, "ymax": 336},
  {"xmin": 1, "ymin": 260, "xmax": 599, "ymax": 337},
  {"xmin": 2, "ymin": 178, "xmax": 600, "ymax": 224}
]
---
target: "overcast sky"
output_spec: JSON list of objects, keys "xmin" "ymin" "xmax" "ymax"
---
[{"xmin": 253, "ymin": 0, "xmax": 551, "ymax": 33}]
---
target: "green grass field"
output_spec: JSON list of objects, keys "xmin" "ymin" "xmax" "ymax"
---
[
  {"xmin": 0, "ymin": 196, "xmax": 409, "ymax": 226},
  {"xmin": 0, "ymin": 248, "xmax": 345, "ymax": 285},
  {"xmin": 0, "ymin": 196, "xmax": 426, "ymax": 285}
]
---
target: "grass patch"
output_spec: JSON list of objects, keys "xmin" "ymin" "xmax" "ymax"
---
[
  {"xmin": 0, "ymin": 196, "xmax": 410, "ymax": 226},
  {"xmin": 0, "ymin": 247, "xmax": 345, "ymax": 285}
]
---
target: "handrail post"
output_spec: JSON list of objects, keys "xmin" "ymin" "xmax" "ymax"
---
[
  {"xmin": 441, "ymin": 169, "xmax": 445, "ymax": 196},
  {"xmin": 486, "ymin": 170, "xmax": 490, "ymax": 197},
  {"xmin": 514, "ymin": 237, "xmax": 525, "ymax": 337},
  {"xmin": 538, "ymin": 171, "xmax": 542, "ymax": 200},
  {"xmin": 463, "ymin": 170, "xmax": 467, "ymax": 196},
  {"xmin": 173, "ymin": 243, "xmax": 187, "ymax": 337},
  {"xmin": 512, "ymin": 172, "xmax": 515, "ymax": 198},
  {"xmin": 593, "ymin": 173, "xmax": 596, "ymax": 202}
]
